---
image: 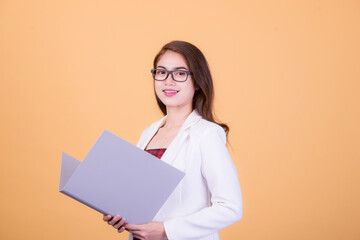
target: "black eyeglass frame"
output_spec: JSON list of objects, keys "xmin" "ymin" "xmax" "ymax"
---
[{"xmin": 150, "ymin": 69, "xmax": 193, "ymax": 82}]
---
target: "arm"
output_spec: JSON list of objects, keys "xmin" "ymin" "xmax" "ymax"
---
[{"xmin": 163, "ymin": 126, "xmax": 243, "ymax": 239}]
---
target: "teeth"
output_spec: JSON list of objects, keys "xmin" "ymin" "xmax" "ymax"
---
[{"xmin": 164, "ymin": 91, "xmax": 178, "ymax": 93}]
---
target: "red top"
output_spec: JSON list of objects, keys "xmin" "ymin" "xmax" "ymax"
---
[{"xmin": 145, "ymin": 148, "xmax": 167, "ymax": 159}]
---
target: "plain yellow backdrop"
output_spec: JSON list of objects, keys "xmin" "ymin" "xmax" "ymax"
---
[{"xmin": 1, "ymin": 0, "xmax": 359, "ymax": 239}]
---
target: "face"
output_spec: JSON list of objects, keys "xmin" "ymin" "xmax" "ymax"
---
[{"xmin": 154, "ymin": 51, "xmax": 196, "ymax": 112}]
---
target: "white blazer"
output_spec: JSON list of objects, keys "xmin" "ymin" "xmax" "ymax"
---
[{"xmin": 129, "ymin": 110, "xmax": 243, "ymax": 240}]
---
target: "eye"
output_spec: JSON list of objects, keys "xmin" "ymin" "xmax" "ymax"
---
[
  {"xmin": 175, "ymin": 71, "xmax": 186, "ymax": 76},
  {"xmin": 156, "ymin": 70, "xmax": 167, "ymax": 75}
]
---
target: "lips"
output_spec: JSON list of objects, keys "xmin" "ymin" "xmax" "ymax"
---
[{"xmin": 163, "ymin": 89, "xmax": 179, "ymax": 97}]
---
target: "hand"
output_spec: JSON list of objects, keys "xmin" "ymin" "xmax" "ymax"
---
[
  {"xmin": 125, "ymin": 222, "xmax": 167, "ymax": 240},
  {"xmin": 103, "ymin": 214, "xmax": 127, "ymax": 233}
]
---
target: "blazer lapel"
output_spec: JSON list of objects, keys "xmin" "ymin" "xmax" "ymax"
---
[
  {"xmin": 138, "ymin": 110, "xmax": 202, "ymax": 167},
  {"xmin": 161, "ymin": 110, "xmax": 202, "ymax": 166},
  {"xmin": 160, "ymin": 128, "xmax": 188, "ymax": 166},
  {"xmin": 138, "ymin": 116, "xmax": 167, "ymax": 150}
]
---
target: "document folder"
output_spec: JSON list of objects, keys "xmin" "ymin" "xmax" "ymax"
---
[{"xmin": 59, "ymin": 130, "xmax": 185, "ymax": 224}]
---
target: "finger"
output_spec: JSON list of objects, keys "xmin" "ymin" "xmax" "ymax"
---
[
  {"xmin": 117, "ymin": 226, "xmax": 126, "ymax": 233},
  {"xmin": 124, "ymin": 223, "xmax": 141, "ymax": 231},
  {"xmin": 113, "ymin": 218, "xmax": 126, "ymax": 229},
  {"xmin": 132, "ymin": 233, "xmax": 144, "ymax": 240},
  {"xmin": 108, "ymin": 215, "xmax": 121, "ymax": 225},
  {"xmin": 103, "ymin": 214, "xmax": 112, "ymax": 222}
]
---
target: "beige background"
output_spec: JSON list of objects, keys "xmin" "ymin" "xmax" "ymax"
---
[{"xmin": 1, "ymin": 0, "xmax": 359, "ymax": 239}]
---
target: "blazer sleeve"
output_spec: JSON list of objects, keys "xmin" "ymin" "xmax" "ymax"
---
[{"xmin": 163, "ymin": 126, "xmax": 243, "ymax": 239}]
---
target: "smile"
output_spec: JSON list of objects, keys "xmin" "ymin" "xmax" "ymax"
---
[
  {"xmin": 163, "ymin": 90, "xmax": 179, "ymax": 93},
  {"xmin": 163, "ymin": 89, "xmax": 179, "ymax": 97}
]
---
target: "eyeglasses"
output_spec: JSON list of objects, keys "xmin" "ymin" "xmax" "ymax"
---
[{"xmin": 151, "ymin": 69, "xmax": 193, "ymax": 82}]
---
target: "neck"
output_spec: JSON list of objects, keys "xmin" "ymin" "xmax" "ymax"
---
[{"xmin": 164, "ymin": 106, "xmax": 193, "ymax": 128}]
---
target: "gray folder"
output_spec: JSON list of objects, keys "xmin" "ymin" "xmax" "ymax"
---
[{"xmin": 59, "ymin": 130, "xmax": 185, "ymax": 224}]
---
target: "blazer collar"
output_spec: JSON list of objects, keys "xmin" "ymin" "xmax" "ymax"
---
[
  {"xmin": 140, "ymin": 110, "xmax": 201, "ymax": 150},
  {"xmin": 137, "ymin": 110, "xmax": 203, "ymax": 169},
  {"xmin": 152, "ymin": 109, "xmax": 202, "ymax": 133},
  {"xmin": 151, "ymin": 110, "xmax": 202, "ymax": 167}
]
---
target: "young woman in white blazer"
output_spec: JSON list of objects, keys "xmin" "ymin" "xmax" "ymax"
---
[{"xmin": 103, "ymin": 41, "xmax": 243, "ymax": 240}]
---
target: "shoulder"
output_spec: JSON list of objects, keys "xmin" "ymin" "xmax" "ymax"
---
[
  {"xmin": 141, "ymin": 120, "xmax": 160, "ymax": 135},
  {"xmin": 142, "ymin": 115, "xmax": 166, "ymax": 134},
  {"xmin": 190, "ymin": 118, "xmax": 227, "ymax": 144},
  {"xmin": 137, "ymin": 116, "xmax": 165, "ymax": 145}
]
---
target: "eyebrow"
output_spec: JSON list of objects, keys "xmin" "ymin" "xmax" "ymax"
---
[{"xmin": 157, "ymin": 65, "xmax": 189, "ymax": 70}]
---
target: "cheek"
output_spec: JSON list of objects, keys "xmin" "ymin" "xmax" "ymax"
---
[
  {"xmin": 154, "ymin": 82, "xmax": 162, "ymax": 96},
  {"xmin": 186, "ymin": 80, "xmax": 196, "ymax": 96}
]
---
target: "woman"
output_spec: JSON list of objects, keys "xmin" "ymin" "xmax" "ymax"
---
[{"xmin": 103, "ymin": 41, "xmax": 243, "ymax": 240}]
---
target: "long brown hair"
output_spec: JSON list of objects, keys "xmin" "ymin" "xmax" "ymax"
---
[{"xmin": 153, "ymin": 40, "xmax": 229, "ymax": 136}]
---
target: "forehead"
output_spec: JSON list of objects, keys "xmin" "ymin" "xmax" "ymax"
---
[{"xmin": 156, "ymin": 51, "xmax": 188, "ymax": 69}]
